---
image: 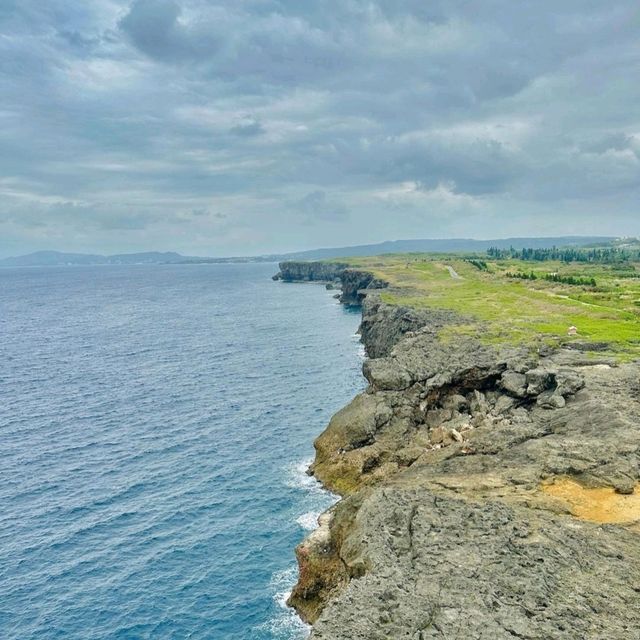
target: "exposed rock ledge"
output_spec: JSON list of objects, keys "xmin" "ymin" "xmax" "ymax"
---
[
  {"xmin": 274, "ymin": 261, "xmax": 389, "ymax": 306},
  {"xmin": 279, "ymin": 264, "xmax": 640, "ymax": 639}
]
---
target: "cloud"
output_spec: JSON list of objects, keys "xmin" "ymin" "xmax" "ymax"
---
[
  {"xmin": 229, "ymin": 119, "xmax": 265, "ymax": 137},
  {"xmin": 293, "ymin": 190, "xmax": 348, "ymax": 222},
  {"xmin": 119, "ymin": 0, "xmax": 214, "ymax": 62},
  {"xmin": 1, "ymin": 1, "xmax": 640, "ymax": 257}
]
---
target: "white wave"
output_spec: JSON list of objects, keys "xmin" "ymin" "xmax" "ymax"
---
[
  {"xmin": 285, "ymin": 458, "xmax": 327, "ymax": 496},
  {"xmin": 285, "ymin": 458, "xmax": 339, "ymax": 521},
  {"xmin": 284, "ymin": 457, "xmax": 316, "ymax": 489},
  {"xmin": 296, "ymin": 511, "xmax": 320, "ymax": 531},
  {"xmin": 269, "ymin": 459, "xmax": 338, "ymax": 638},
  {"xmin": 258, "ymin": 566, "xmax": 311, "ymax": 639}
]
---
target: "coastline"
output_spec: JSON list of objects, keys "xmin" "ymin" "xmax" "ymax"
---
[{"xmin": 276, "ymin": 260, "xmax": 640, "ymax": 639}]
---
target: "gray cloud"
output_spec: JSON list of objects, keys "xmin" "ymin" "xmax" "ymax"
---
[
  {"xmin": 229, "ymin": 119, "xmax": 265, "ymax": 137},
  {"xmin": 1, "ymin": 1, "xmax": 639, "ymax": 257},
  {"xmin": 294, "ymin": 190, "xmax": 348, "ymax": 222}
]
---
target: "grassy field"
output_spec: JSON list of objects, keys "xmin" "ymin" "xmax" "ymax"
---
[{"xmin": 336, "ymin": 253, "xmax": 640, "ymax": 360}]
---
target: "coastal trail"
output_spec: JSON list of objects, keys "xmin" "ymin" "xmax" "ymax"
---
[{"xmin": 445, "ymin": 265, "xmax": 462, "ymax": 279}]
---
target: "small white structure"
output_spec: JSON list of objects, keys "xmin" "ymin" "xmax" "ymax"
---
[{"xmin": 568, "ymin": 326, "xmax": 578, "ymax": 336}]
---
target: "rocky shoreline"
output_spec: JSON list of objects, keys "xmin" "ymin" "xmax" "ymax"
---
[{"xmin": 276, "ymin": 261, "xmax": 640, "ymax": 639}]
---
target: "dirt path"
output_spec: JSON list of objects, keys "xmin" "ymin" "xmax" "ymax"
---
[{"xmin": 445, "ymin": 265, "xmax": 462, "ymax": 279}]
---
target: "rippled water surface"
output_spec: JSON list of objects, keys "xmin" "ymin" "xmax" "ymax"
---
[{"xmin": 0, "ymin": 264, "xmax": 363, "ymax": 639}]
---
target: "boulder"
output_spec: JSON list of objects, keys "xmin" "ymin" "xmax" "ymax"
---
[
  {"xmin": 500, "ymin": 371, "xmax": 528, "ymax": 397},
  {"xmin": 555, "ymin": 369, "xmax": 585, "ymax": 397},
  {"xmin": 537, "ymin": 390, "xmax": 566, "ymax": 409},
  {"xmin": 525, "ymin": 367, "xmax": 556, "ymax": 396},
  {"xmin": 363, "ymin": 358, "xmax": 413, "ymax": 390}
]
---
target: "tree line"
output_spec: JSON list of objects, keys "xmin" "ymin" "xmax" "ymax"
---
[
  {"xmin": 487, "ymin": 246, "xmax": 640, "ymax": 263},
  {"xmin": 505, "ymin": 271, "xmax": 596, "ymax": 287}
]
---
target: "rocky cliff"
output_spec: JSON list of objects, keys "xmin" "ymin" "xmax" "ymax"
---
[
  {"xmin": 338, "ymin": 270, "xmax": 388, "ymax": 306},
  {"xmin": 273, "ymin": 261, "xmax": 389, "ymax": 307},
  {"xmin": 282, "ymin": 267, "xmax": 640, "ymax": 639},
  {"xmin": 273, "ymin": 261, "xmax": 348, "ymax": 282}
]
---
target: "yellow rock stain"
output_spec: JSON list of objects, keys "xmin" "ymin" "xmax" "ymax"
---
[{"xmin": 542, "ymin": 478, "xmax": 640, "ymax": 526}]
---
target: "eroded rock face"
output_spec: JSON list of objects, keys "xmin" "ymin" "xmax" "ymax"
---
[
  {"xmin": 360, "ymin": 295, "xmax": 460, "ymax": 358},
  {"xmin": 289, "ymin": 297, "xmax": 640, "ymax": 638},
  {"xmin": 339, "ymin": 270, "xmax": 388, "ymax": 306},
  {"xmin": 310, "ymin": 488, "xmax": 640, "ymax": 640},
  {"xmin": 275, "ymin": 261, "xmax": 348, "ymax": 282}
]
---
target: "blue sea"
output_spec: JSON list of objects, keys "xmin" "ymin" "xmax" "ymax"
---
[{"xmin": 0, "ymin": 263, "xmax": 364, "ymax": 639}]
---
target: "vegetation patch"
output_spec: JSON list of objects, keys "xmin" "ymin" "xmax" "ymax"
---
[{"xmin": 338, "ymin": 242, "xmax": 640, "ymax": 360}]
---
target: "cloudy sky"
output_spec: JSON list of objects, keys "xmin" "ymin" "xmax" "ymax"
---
[{"xmin": 1, "ymin": 1, "xmax": 639, "ymax": 257}]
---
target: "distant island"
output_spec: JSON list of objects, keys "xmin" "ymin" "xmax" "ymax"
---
[{"xmin": 0, "ymin": 236, "xmax": 618, "ymax": 267}]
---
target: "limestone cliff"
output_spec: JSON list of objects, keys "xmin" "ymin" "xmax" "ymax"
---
[
  {"xmin": 273, "ymin": 261, "xmax": 389, "ymax": 307},
  {"xmin": 276, "ymin": 266, "xmax": 640, "ymax": 639},
  {"xmin": 273, "ymin": 261, "xmax": 348, "ymax": 283}
]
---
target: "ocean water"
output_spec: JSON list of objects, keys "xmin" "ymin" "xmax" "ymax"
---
[{"xmin": 0, "ymin": 263, "xmax": 364, "ymax": 639}]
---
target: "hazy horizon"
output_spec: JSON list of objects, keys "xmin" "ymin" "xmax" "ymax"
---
[
  {"xmin": 2, "ymin": 2, "xmax": 640, "ymax": 258},
  {"xmin": 1, "ymin": 234, "xmax": 627, "ymax": 262}
]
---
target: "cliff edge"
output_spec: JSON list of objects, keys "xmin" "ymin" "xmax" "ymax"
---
[{"xmin": 277, "ymin": 260, "xmax": 640, "ymax": 639}]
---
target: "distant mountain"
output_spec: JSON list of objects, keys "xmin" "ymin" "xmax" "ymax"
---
[
  {"xmin": 106, "ymin": 252, "xmax": 187, "ymax": 264},
  {"xmin": 276, "ymin": 236, "xmax": 617, "ymax": 260},
  {"xmin": 0, "ymin": 237, "xmax": 618, "ymax": 267},
  {"xmin": 0, "ymin": 250, "xmax": 194, "ymax": 267}
]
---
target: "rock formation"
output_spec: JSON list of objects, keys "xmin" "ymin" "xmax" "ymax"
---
[
  {"xmin": 273, "ymin": 261, "xmax": 348, "ymax": 283},
  {"xmin": 276, "ymin": 263, "xmax": 640, "ymax": 639}
]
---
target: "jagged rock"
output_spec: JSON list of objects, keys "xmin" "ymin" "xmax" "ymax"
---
[
  {"xmin": 537, "ymin": 390, "xmax": 566, "ymax": 409},
  {"xmin": 525, "ymin": 367, "xmax": 556, "ymax": 395},
  {"xmin": 425, "ymin": 372, "xmax": 452, "ymax": 388},
  {"xmin": 500, "ymin": 370, "xmax": 527, "ymax": 397},
  {"xmin": 392, "ymin": 447, "xmax": 424, "ymax": 466},
  {"xmin": 468, "ymin": 390, "xmax": 490, "ymax": 413},
  {"xmin": 363, "ymin": 358, "xmax": 413, "ymax": 390},
  {"xmin": 448, "ymin": 414, "xmax": 472, "ymax": 432},
  {"xmin": 340, "ymin": 270, "xmax": 388, "ymax": 305},
  {"xmin": 556, "ymin": 368, "xmax": 585, "ymax": 396},
  {"xmin": 359, "ymin": 295, "xmax": 456, "ymax": 358},
  {"xmin": 492, "ymin": 395, "xmax": 517, "ymax": 415},
  {"xmin": 441, "ymin": 393, "xmax": 468, "ymax": 412},
  {"xmin": 425, "ymin": 408, "xmax": 453, "ymax": 429},
  {"xmin": 429, "ymin": 426, "xmax": 453, "ymax": 445}
]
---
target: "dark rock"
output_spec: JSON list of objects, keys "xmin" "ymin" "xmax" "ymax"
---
[
  {"xmin": 500, "ymin": 371, "xmax": 527, "ymax": 397},
  {"xmin": 277, "ymin": 261, "xmax": 349, "ymax": 283},
  {"xmin": 363, "ymin": 358, "xmax": 413, "ymax": 391},
  {"xmin": 339, "ymin": 269, "xmax": 388, "ymax": 305},
  {"xmin": 536, "ymin": 390, "xmax": 566, "ymax": 409},
  {"xmin": 525, "ymin": 367, "xmax": 556, "ymax": 396},
  {"xmin": 556, "ymin": 369, "xmax": 586, "ymax": 396}
]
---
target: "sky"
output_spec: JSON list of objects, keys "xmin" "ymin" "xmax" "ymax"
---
[{"xmin": 1, "ymin": 1, "xmax": 640, "ymax": 257}]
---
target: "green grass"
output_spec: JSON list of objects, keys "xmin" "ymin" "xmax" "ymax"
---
[{"xmin": 339, "ymin": 254, "xmax": 640, "ymax": 360}]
